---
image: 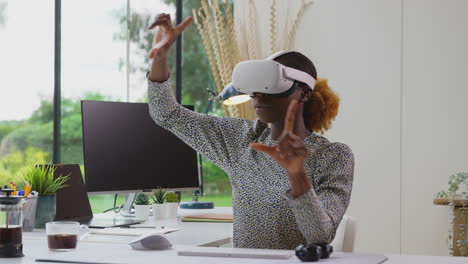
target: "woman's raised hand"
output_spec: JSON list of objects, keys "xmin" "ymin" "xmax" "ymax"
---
[
  {"xmin": 249, "ymin": 100, "xmax": 309, "ymax": 175},
  {"xmin": 148, "ymin": 13, "xmax": 193, "ymax": 58}
]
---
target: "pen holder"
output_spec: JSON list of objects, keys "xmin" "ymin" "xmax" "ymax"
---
[
  {"xmin": 22, "ymin": 196, "xmax": 38, "ymax": 231},
  {"xmin": 35, "ymin": 195, "xmax": 56, "ymax": 228}
]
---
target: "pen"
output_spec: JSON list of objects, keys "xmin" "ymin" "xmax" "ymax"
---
[
  {"xmin": 24, "ymin": 183, "xmax": 31, "ymax": 198},
  {"xmin": 120, "ymin": 225, "xmax": 160, "ymax": 228}
]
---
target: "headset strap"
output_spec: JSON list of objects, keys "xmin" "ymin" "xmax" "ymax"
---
[
  {"xmin": 283, "ymin": 67, "xmax": 316, "ymax": 90},
  {"xmin": 266, "ymin": 51, "xmax": 316, "ymax": 90}
]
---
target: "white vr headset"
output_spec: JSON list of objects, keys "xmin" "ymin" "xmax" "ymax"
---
[{"xmin": 228, "ymin": 51, "xmax": 316, "ymax": 97}]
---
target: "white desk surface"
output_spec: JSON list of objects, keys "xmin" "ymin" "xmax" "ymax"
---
[
  {"xmin": 6, "ymin": 206, "xmax": 466, "ymax": 264},
  {"xmin": 23, "ymin": 207, "xmax": 234, "ymax": 246}
]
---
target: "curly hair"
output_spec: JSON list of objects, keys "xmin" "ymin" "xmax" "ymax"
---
[{"xmin": 273, "ymin": 52, "xmax": 340, "ymax": 134}]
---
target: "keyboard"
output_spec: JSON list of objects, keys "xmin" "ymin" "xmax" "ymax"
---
[
  {"xmin": 177, "ymin": 247, "xmax": 295, "ymax": 259},
  {"xmin": 90, "ymin": 227, "xmax": 181, "ymax": 236}
]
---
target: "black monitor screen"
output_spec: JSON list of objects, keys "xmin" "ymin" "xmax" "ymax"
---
[{"xmin": 81, "ymin": 100, "xmax": 199, "ymax": 193}]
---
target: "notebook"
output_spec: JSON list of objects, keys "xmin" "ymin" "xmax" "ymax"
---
[
  {"xmin": 181, "ymin": 218, "xmax": 232, "ymax": 223},
  {"xmin": 181, "ymin": 213, "xmax": 233, "ymax": 223}
]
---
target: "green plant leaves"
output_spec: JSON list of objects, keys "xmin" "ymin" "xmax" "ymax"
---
[
  {"xmin": 151, "ymin": 188, "xmax": 166, "ymax": 204},
  {"xmin": 17, "ymin": 166, "xmax": 69, "ymax": 195},
  {"xmin": 165, "ymin": 191, "xmax": 179, "ymax": 203},
  {"xmin": 134, "ymin": 193, "xmax": 150, "ymax": 205}
]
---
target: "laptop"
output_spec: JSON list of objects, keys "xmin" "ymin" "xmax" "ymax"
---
[{"xmin": 50, "ymin": 164, "xmax": 143, "ymax": 228}]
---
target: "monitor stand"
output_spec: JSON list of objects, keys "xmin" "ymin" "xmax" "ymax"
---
[
  {"xmin": 120, "ymin": 193, "xmax": 136, "ymax": 217},
  {"xmin": 87, "ymin": 193, "xmax": 142, "ymax": 228}
]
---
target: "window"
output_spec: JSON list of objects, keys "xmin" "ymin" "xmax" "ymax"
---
[
  {"xmin": 124, "ymin": 0, "xmax": 232, "ymax": 206},
  {"xmin": 0, "ymin": 0, "xmax": 54, "ymax": 187},
  {"xmin": 179, "ymin": 0, "xmax": 232, "ymax": 206},
  {"xmin": 60, "ymin": 0, "xmax": 128, "ymax": 212},
  {"xmin": 60, "ymin": 0, "xmax": 178, "ymax": 213},
  {"xmin": 0, "ymin": 0, "xmax": 232, "ymax": 211}
]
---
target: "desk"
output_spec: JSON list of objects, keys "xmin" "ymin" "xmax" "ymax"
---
[
  {"xmin": 81, "ymin": 206, "xmax": 233, "ymax": 246},
  {"xmin": 9, "ymin": 207, "xmax": 467, "ymax": 264}
]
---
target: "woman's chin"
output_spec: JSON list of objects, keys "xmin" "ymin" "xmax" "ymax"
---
[
  {"xmin": 255, "ymin": 108, "xmax": 281, "ymax": 123},
  {"xmin": 256, "ymin": 115, "xmax": 276, "ymax": 124}
]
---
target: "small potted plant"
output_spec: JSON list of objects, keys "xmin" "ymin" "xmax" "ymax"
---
[
  {"xmin": 165, "ymin": 192, "xmax": 180, "ymax": 219},
  {"xmin": 433, "ymin": 172, "xmax": 468, "ymax": 256},
  {"xmin": 133, "ymin": 193, "xmax": 151, "ymax": 220},
  {"xmin": 18, "ymin": 166, "xmax": 69, "ymax": 228},
  {"xmin": 434, "ymin": 172, "xmax": 468, "ymax": 200},
  {"xmin": 151, "ymin": 188, "xmax": 167, "ymax": 220}
]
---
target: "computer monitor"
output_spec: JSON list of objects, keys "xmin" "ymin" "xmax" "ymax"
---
[{"xmin": 81, "ymin": 100, "xmax": 199, "ymax": 193}]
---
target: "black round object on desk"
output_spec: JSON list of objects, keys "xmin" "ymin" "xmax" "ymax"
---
[
  {"xmin": 316, "ymin": 242, "xmax": 333, "ymax": 259},
  {"xmin": 295, "ymin": 242, "xmax": 334, "ymax": 262},
  {"xmin": 295, "ymin": 244, "xmax": 322, "ymax": 262}
]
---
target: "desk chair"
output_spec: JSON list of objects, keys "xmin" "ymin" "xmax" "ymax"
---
[{"xmin": 331, "ymin": 214, "xmax": 358, "ymax": 252}]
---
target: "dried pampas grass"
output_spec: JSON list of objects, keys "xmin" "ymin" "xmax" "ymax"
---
[{"xmin": 193, "ymin": 0, "xmax": 314, "ymax": 120}]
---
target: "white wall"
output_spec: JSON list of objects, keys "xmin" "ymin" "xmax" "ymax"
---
[
  {"xmin": 401, "ymin": 0, "xmax": 468, "ymax": 255},
  {"xmin": 235, "ymin": 0, "xmax": 468, "ymax": 255}
]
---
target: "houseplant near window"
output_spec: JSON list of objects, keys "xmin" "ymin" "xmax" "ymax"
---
[
  {"xmin": 133, "ymin": 193, "xmax": 151, "ymax": 220},
  {"xmin": 151, "ymin": 188, "xmax": 167, "ymax": 220},
  {"xmin": 434, "ymin": 172, "xmax": 468, "ymax": 256},
  {"xmin": 18, "ymin": 166, "xmax": 69, "ymax": 228},
  {"xmin": 165, "ymin": 191, "xmax": 180, "ymax": 219}
]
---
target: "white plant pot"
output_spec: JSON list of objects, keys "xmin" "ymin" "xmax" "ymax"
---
[
  {"xmin": 166, "ymin": 202, "xmax": 179, "ymax": 219},
  {"xmin": 152, "ymin": 203, "xmax": 169, "ymax": 220},
  {"xmin": 134, "ymin": 204, "xmax": 151, "ymax": 220}
]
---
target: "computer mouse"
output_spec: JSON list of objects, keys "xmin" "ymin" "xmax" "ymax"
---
[{"xmin": 128, "ymin": 232, "xmax": 173, "ymax": 250}]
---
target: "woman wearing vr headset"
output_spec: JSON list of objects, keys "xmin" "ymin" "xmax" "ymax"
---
[{"xmin": 147, "ymin": 14, "xmax": 354, "ymax": 250}]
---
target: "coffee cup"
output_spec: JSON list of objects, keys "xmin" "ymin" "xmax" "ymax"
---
[{"xmin": 46, "ymin": 222, "xmax": 89, "ymax": 251}]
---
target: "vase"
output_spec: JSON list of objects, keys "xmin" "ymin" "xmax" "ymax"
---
[
  {"xmin": 166, "ymin": 202, "xmax": 179, "ymax": 219},
  {"xmin": 23, "ymin": 196, "xmax": 38, "ymax": 231},
  {"xmin": 152, "ymin": 203, "xmax": 168, "ymax": 220},
  {"xmin": 134, "ymin": 205, "xmax": 151, "ymax": 220},
  {"xmin": 35, "ymin": 194, "xmax": 56, "ymax": 228}
]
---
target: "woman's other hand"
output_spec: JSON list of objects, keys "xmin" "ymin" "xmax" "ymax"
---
[
  {"xmin": 249, "ymin": 100, "xmax": 309, "ymax": 175},
  {"xmin": 250, "ymin": 100, "xmax": 312, "ymax": 197},
  {"xmin": 148, "ymin": 13, "xmax": 192, "ymax": 58}
]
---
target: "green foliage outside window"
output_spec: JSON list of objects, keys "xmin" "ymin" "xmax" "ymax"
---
[
  {"xmin": 0, "ymin": 147, "xmax": 49, "ymax": 185},
  {"xmin": 0, "ymin": 1, "xmax": 233, "ymax": 209}
]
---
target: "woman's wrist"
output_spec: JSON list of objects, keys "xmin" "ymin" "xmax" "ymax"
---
[
  {"xmin": 149, "ymin": 51, "xmax": 170, "ymax": 82},
  {"xmin": 287, "ymin": 168, "xmax": 312, "ymax": 198},
  {"xmin": 153, "ymin": 50, "xmax": 168, "ymax": 60}
]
